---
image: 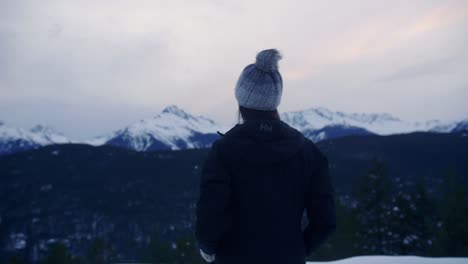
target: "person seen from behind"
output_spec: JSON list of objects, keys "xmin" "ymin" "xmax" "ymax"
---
[{"xmin": 195, "ymin": 49, "xmax": 336, "ymax": 264}]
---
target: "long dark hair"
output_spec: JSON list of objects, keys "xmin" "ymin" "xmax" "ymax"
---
[{"xmin": 237, "ymin": 105, "xmax": 281, "ymax": 124}]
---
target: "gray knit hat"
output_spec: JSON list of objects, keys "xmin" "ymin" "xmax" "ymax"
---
[{"xmin": 235, "ymin": 49, "xmax": 283, "ymax": 111}]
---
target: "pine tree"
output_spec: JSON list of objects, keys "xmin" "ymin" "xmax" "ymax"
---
[
  {"xmin": 6, "ymin": 255, "xmax": 29, "ymax": 264},
  {"xmin": 84, "ymin": 237, "xmax": 115, "ymax": 264},
  {"xmin": 40, "ymin": 242, "xmax": 73, "ymax": 264},
  {"xmin": 142, "ymin": 226, "xmax": 175, "ymax": 263},
  {"xmin": 386, "ymin": 179, "xmax": 435, "ymax": 255},
  {"xmin": 410, "ymin": 180, "xmax": 436, "ymax": 255},
  {"xmin": 353, "ymin": 159, "xmax": 393, "ymax": 254},
  {"xmin": 173, "ymin": 235, "xmax": 204, "ymax": 264},
  {"xmin": 433, "ymin": 169, "xmax": 468, "ymax": 256}
]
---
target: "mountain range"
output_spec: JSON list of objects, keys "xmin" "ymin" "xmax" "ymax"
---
[
  {"xmin": 0, "ymin": 122, "xmax": 69, "ymax": 155},
  {"xmin": 1, "ymin": 105, "xmax": 467, "ymax": 155}
]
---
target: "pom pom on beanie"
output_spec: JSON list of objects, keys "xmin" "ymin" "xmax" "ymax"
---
[{"xmin": 255, "ymin": 49, "xmax": 282, "ymax": 72}]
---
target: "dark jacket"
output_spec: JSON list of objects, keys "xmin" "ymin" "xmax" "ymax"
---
[{"xmin": 195, "ymin": 119, "xmax": 336, "ymax": 264}]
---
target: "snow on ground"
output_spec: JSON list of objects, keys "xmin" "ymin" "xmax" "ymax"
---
[{"xmin": 307, "ymin": 256, "xmax": 468, "ymax": 264}]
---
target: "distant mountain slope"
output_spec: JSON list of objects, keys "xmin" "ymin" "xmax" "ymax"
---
[
  {"xmin": 0, "ymin": 122, "xmax": 69, "ymax": 155},
  {"xmin": 2, "ymin": 105, "xmax": 466, "ymax": 155},
  {"xmin": 102, "ymin": 105, "xmax": 229, "ymax": 151},
  {"xmin": 319, "ymin": 131, "xmax": 468, "ymax": 191},
  {"xmin": 302, "ymin": 124, "xmax": 374, "ymax": 142},
  {"xmin": 280, "ymin": 107, "xmax": 453, "ymax": 135},
  {"xmin": 451, "ymin": 119, "xmax": 468, "ymax": 132},
  {"xmin": 97, "ymin": 106, "xmax": 466, "ymax": 152}
]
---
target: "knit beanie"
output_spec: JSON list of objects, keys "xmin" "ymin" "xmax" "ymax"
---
[{"xmin": 235, "ymin": 49, "xmax": 283, "ymax": 111}]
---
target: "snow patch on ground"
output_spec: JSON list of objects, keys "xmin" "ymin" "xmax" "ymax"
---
[{"xmin": 307, "ymin": 256, "xmax": 468, "ymax": 264}]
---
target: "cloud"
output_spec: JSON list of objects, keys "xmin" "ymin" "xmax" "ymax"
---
[
  {"xmin": 0, "ymin": 0, "xmax": 467, "ymax": 139},
  {"xmin": 378, "ymin": 56, "xmax": 467, "ymax": 82},
  {"xmin": 403, "ymin": 4, "xmax": 468, "ymax": 37}
]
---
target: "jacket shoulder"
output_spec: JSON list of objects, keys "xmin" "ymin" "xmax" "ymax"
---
[{"xmin": 207, "ymin": 136, "xmax": 230, "ymax": 161}]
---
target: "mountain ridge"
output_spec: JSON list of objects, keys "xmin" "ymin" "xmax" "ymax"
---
[
  {"xmin": 1, "ymin": 105, "xmax": 466, "ymax": 155},
  {"xmin": 0, "ymin": 122, "xmax": 69, "ymax": 155}
]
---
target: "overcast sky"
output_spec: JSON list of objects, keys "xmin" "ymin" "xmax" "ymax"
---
[{"xmin": 1, "ymin": 0, "xmax": 467, "ymax": 139}]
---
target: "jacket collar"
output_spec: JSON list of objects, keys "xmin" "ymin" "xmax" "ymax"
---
[{"xmin": 220, "ymin": 119, "xmax": 306, "ymax": 163}]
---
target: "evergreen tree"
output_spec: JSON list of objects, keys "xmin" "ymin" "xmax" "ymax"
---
[
  {"xmin": 353, "ymin": 159, "xmax": 393, "ymax": 254},
  {"xmin": 6, "ymin": 255, "xmax": 29, "ymax": 264},
  {"xmin": 84, "ymin": 237, "xmax": 115, "ymax": 264},
  {"xmin": 41, "ymin": 242, "xmax": 73, "ymax": 264},
  {"xmin": 386, "ymin": 179, "xmax": 435, "ymax": 255},
  {"xmin": 142, "ymin": 226, "xmax": 176, "ymax": 263},
  {"xmin": 433, "ymin": 169, "xmax": 468, "ymax": 256},
  {"xmin": 173, "ymin": 235, "xmax": 203, "ymax": 264},
  {"xmin": 410, "ymin": 180, "xmax": 437, "ymax": 255}
]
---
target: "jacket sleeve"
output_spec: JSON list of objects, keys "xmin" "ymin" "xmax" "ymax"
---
[
  {"xmin": 303, "ymin": 151, "xmax": 336, "ymax": 256},
  {"xmin": 195, "ymin": 140, "xmax": 232, "ymax": 255}
]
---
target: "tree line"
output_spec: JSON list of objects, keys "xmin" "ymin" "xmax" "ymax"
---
[{"xmin": 7, "ymin": 160, "xmax": 468, "ymax": 264}]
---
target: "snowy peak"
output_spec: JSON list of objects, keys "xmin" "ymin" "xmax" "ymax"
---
[
  {"xmin": 284, "ymin": 107, "xmax": 401, "ymax": 126},
  {"xmin": 342, "ymin": 112, "xmax": 401, "ymax": 123},
  {"xmin": 29, "ymin": 125, "xmax": 69, "ymax": 143},
  {"xmin": 281, "ymin": 107, "xmax": 454, "ymax": 135},
  {"xmin": 308, "ymin": 107, "xmax": 399, "ymax": 123},
  {"xmin": 159, "ymin": 105, "xmax": 216, "ymax": 125},
  {"xmin": 161, "ymin": 105, "xmax": 192, "ymax": 119},
  {"xmin": 0, "ymin": 122, "xmax": 70, "ymax": 155},
  {"xmin": 2, "ymin": 105, "xmax": 467, "ymax": 155},
  {"xmin": 105, "ymin": 105, "xmax": 228, "ymax": 151},
  {"xmin": 30, "ymin": 124, "xmax": 55, "ymax": 133},
  {"xmin": 451, "ymin": 119, "xmax": 468, "ymax": 133},
  {"xmin": 138, "ymin": 105, "xmax": 222, "ymax": 134},
  {"xmin": 0, "ymin": 122, "xmax": 69, "ymax": 145}
]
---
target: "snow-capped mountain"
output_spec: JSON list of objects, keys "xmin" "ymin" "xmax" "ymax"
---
[
  {"xmin": 280, "ymin": 107, "xmax": 454, "ymax": 136},
  {"xmin": 301, "ymin": 124, "xmax": 374, "ymax": 142},
  {"xmin": 1, "ymin": 105, "xmax": 466, "ymax": 155},
  {"xmin": 100, "ymin": 106, "xmax": 465, "ymax": 151},
  {"xmin": 439, "ymin": 118, "xmax": 468, "ymax": 133},
  {"xmin": 82, "ymin": 133, "xmax": 118, "ymax": 147},
  {"xmin": 0, "ymin": 122, "xmax": 69, "ymax": 155},
  {"xmin": 102, "ymin": 105, "xmax": 229, "ymax": 151}
]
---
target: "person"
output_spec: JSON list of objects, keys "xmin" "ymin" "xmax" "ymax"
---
[{"xmin": 195, "ymin": 49, "xmax": 336, "ymax": 264}]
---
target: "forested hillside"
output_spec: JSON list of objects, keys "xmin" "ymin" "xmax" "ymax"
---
[{"xmin": 1, "ymin": 132, "xmax": 467, "ymax": 263}]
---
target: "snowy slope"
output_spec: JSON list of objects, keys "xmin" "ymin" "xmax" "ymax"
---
[
  {"xmin": 281, "ymin": 107, "xmax": 455, "ymax": 135},
  {"xmin": 308, "ymin": 256, "xmax": 467, "ymax": 264},
  {"xmin": 0, "ymin": 122, "xmax": 69, "ymax": 155},
  {"xmin": 102, "ymin": 106, "xmax": 466, "ymax": 150},
  {"xmin": 302, "ymin": 124, "xmax": 374, "ymax": 142},
  {"xmin": 82, "ymin": 132, "xmax": 119, "ymax": 146},
  {"xmin": 102, "ymin": 106, "xmax": 462, "ymax": 151},
  {"xmin": 448, "ymin": 119, "xmax": 468, "ymax": 133},
  {"xmin": 103, "ymin": 105, "xmax": 229, "ymax": 151},
  {"xmin": 2, "ymin": 106, "xmax": 466, "ymax": 155}
]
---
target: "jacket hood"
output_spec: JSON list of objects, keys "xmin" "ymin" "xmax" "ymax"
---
[{"xmin": 220, "ymin": 119, "xmax": 306, "ymax": 164}]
